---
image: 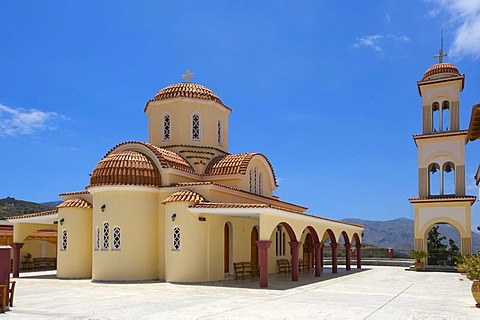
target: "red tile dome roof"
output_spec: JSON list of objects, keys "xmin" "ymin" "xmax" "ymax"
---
[
  {"xmin": 421, "ymin": 63, "xmax": 461, "ymax": 82},
  {"xmin": 90, "ymin": 151, "xmax": 160, "ymax": 187},
  {"xmin": 146, "ymin": 82, "xmax": 230, "ymax": 111}
]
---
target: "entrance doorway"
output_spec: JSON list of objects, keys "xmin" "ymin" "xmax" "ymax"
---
[{"xmin": 251, "ymin": 226, "xmax": 259, "ymax": 267}]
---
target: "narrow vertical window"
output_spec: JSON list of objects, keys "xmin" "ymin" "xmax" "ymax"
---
[
  {"xmin": 249, "ymin": 169, "xmax": 253, "ymax": 192},
  {"xmin": 173, "ymin": 227, "xmax": 181, "ymax": 250},
  {"xmin": 254, "ymin": 167, "xmax": 258, "ymax": 194},
  {"xmin": 192, "ymin": 114, "xmax": 200, "ymax": 140},
  {"xmin": 442, "ymin": 101, "xmax": 450, "ymax": 132},
  {"xmin": 163, "ymin": 114, "xmax": 171, "ymax": 141},
  {"xmin": 95, "ymin": 227, "xmax": 100, "ymax": 251},
  {"xmin": 102, "ymin": 222, "xmax": 110, "ymax": 250},
  {"xmin": 258, "ymin": 172, "xmax": 263, "ymax": 195},
  {"xmin": 112, "ymin": 227, "xmax": 121, "ymax": 250},
  {"xmin": 61, "ymin": 230, "xmax": 68, "ymax": 251},
  {"xmin": 217, "ymin": 120, "xmax": 222, "ymax": 146}
]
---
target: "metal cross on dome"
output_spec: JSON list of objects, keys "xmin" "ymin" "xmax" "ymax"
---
[
  {"xmin": 182, "ymin": 69, "xmax": 195, "ymax": 82},
  {"xmin": 434, "ymin": 31, "xmax": 448, "ymax": 63}
]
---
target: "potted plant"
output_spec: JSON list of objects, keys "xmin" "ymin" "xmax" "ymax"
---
[
  {"xmin": 456, "ymin": 254, "xmax": 480, "ymax": 307},
  {"xmin": 408, "ymin": 250, "xmax": 429, "ymax": 271}
]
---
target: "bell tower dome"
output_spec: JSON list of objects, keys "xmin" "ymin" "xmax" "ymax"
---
[{"xmin": 144, "ymin": 70, "xmax": 232, "ymax": 173}]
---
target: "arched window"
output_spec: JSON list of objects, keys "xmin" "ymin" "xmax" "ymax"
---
[
  {"xmin": 102, "ymin": 222, "xmax": 110, "ymax": 250},
  {"xmin": 432, "ymin": 102, "xmax": 440, "ymax": 133},
  {"xmin": 217, "ymin": 119, "xmax": 222, "ymax": 146},
  {"xmin": 163, "ymin": 114, "xmax": 171, "ymax": 141},
  {"xmin": 442, "ymin": 101, "xmax": 450, "ymax": 132},
  {"xmin": 94, "ymin": 227, "xmax": 100, "ymax": 251},
  {"xmin": 443, "ymin": 162, "xmax": 455, "ymax": 195},
  {"xmin": 172, "ymin": 227, "xmax": 181, "ymax": 251},
  {"xmin": 61, "ymin": 230, "xmax": 68, "ymax": 251},
  {"xmin": 112, "ymin": 227, "xmax": 121, "ymax": 250},
  {"xmin": 429, "ymin": 163, "xmax": 440, "ymax": 195},
  {"xmin": 192, "ymin": 113, "xmax": 201, "ymax": 140}
]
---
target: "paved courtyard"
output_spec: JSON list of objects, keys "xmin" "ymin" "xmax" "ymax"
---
[{"xmin": 3, "ymin": 266, "xmax": 479, "ymax": 319}]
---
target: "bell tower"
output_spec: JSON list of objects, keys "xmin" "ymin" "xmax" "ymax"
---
[{"xmin": 409, "ymin": 47, "xmax": 475, "ymax": 257}]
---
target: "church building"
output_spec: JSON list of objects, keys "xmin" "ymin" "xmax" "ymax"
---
[{"xmin": 7, "ymin": 71, "xmax": 363, "ymax": 287}]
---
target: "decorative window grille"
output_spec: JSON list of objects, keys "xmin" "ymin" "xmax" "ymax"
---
[
  {"xmin": 258, "ymin": 172, "xmax": 263, "ymax": 195},
  {"xmin": 217, "ymin": 120, "xmax": 222, "ymax": 146},
  {"xmin": 95, "ymin": 227, "xmax": 100, "ymax": 251},
  {"xmin": 112, "ymin": 227, "xmax": 121, "ymax": 250},
  {"xmin": 102, "ymin": 222, "xmax": 110, "ymax": 250},
  {"xmin": 254, "ymin": 167, "xmax": 258, "ymax": 194},
  {"xmin": 249, "ymin": 169, "xmax": 253, "ymax": 192},
  {"xmin": 172, "ymin": 227, "xmax": 181, "ymax": 251},
  {"xmin": 61, "ymin": 230, "xmax": 68, "ymax": 251},
  {"xmin": 192, "ymin": 114, "xmax": 200, "ymax": 140},
  {"xmin": 163, "ymin": 114, "xmax": 171, "ymax": 140}
]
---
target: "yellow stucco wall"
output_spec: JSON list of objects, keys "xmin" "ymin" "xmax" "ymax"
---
[
  {"xmin": 147, "ymin": 99, "xmax": 230, "ymax": 153},
  {"xmin": 90, "ymin": 187, "xmax": 159, "ymax": 281},
  {"xmin": 57, "ymin": 207, "xmax": 92, "ymax": 279}
]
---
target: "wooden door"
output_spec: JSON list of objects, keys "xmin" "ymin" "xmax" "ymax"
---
[
  {"xmin": 303, "ymin": 233, "xmax": 313, "ymax": 268},
  {"xmin": 224, "ymin": 223, "xmax": 229, "ymax": 273},
  {"xmin": 251, "ymin": 227, "xmax": 259, "ymax": 267}
]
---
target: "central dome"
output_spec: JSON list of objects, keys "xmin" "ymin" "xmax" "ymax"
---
[
  {"xmin": 148, "ymin": 82, "xmax": 229, "ymax": 109},
  {"xmin": 421, "ymin": 62, "xmax": 461, "ymax": 82}
]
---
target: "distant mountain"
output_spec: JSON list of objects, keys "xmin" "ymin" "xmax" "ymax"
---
[
  {"xmin": 0, "ymin": 197, "xmax": 56, "ymax": 219},
  {"xmin": 343, "ymin": 217, "xmax": 480, "ymax": 253},
  {"xmin": 41, "ymin": 200, "xmax": 63, "ymax": 207}
]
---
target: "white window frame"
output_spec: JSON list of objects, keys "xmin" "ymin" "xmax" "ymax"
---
[
  {"xmin": 94, "ymin": 227, "xmax": 100, "ymax": 251},
  {"xmin": 162, "ymin": 113, "xmax": 171, "ymax": 141},
  {"xmin": 61, "ymin": 229, "xmax": 68, "ymax": 251},
  {"xmin": 191, "ymin": 112, "xmax": 202, "ymax": 141},
  {"xmin": 217, "ymin": 119, "xmax": 222, "ymax": 146},
  {"xmin": 112, "ymin": 226, "xmax": 121, "ymax": 251},
  {"xmin": 172, "ymin": 226, "xmax": 181, "ymax": 251},
  {"xmin": 102, "ymin": 222, "xmax": 110, "ymax": 251}
]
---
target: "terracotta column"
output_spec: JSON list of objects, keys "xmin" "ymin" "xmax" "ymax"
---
[
  {"xmin": 289, "ymin": 241, "xmax": 302, "ymax": 281},
  {"xmin": 256, "ymin": 240, "xmax": 272, "ymax": 288},
  {"xmin": 313, "ymin": 242, "xmax": 322, "ymax": 277},
  {"xmin": 331, "ymin": 243, "xmax": 338, "ymax": 273},
  {"xmin": 345, "ymin": 243, "xmax": 351, "ymax": 271},
  {"xmin": 356, "ymin": 243, "xmax": 362, "ymax": 269},
  {"xmin": 11, "ymin": 243, "xmax": 24, "ymax": 278}
]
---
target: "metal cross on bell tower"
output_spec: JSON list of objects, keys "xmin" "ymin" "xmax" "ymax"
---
[
  {"xmin": 434, "ymin": 31, "xmax": 448, "ymax": 63},
  {"xmin": 181, "ymin": 69, "xmax": 195, "ymax": 82}
]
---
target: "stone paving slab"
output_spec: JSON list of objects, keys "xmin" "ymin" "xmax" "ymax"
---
[{"xmin": 3, "ymin": 266, "xmax": 479, "ymax": 319}]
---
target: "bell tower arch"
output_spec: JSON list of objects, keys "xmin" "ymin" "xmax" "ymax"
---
[{"xmin": 409, "ymin": 47, "xmax": 475, "ymax": 257}]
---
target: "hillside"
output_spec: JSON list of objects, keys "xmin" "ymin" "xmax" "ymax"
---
[
  {"xmin": 343, "ymin": 217, "xmax": 480, "ymax": 253},
  {"xmin": 0, "ymin": 197, "xmax": 56, "ymax": 219}
]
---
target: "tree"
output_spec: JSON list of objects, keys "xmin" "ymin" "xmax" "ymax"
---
[{"xmin": 427, "ymin": 225, "xmax": 459, "ymax": 266}]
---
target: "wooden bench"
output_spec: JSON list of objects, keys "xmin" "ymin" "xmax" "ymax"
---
[
  {"xmin": 277, "ymin": 259, "xmax": 291, "ymax": 273},
  {"xmin": 299, "ymin": 259, "xmax": 310, "ymax": 271},
  {"xmin": 33, "ymin": 257, "xmax": 56, "ymax": 269},
  {"xmin": 233, "ymin": 261, "xmax": 259, "ymax": 280},
  {"xmin": 0, "ymin": 281, "xmax": 16, "ymax": 313}
]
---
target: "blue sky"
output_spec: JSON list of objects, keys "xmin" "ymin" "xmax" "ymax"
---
[{"xmin": 1, "ymin": 1, "xmax": 480, "ymax": 227}]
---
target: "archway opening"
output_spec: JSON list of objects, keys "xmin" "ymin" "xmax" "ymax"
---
[
  {"xmin": 443, "ymin": 162, "xmax": 455, "ymax": 195},
  {"xmin": 429, "ymin": 163, "xmax": 440, "ymax": 195},
  {"xmin": 425, "ymin": 223, "xmax": 461, "ymax": 267},
  {"xmin": 432, "ymin": 102, "xmax": 440, "ymax": 132},
  {"xmin": 442, "ymin": 101, "xmax": 450, "ymax": 132}
]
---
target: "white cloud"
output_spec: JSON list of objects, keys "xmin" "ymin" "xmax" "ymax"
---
[
  {"xmin": 428, "ymin": 0, "xmax": 480, "ymax": 60},
  {"xmin": 0, "ymin": 103, "xmax": 63, "ymax": 137},
  {"xmin": 353, "ymin": 34, "xmax": 410, "ymax": 56}
]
